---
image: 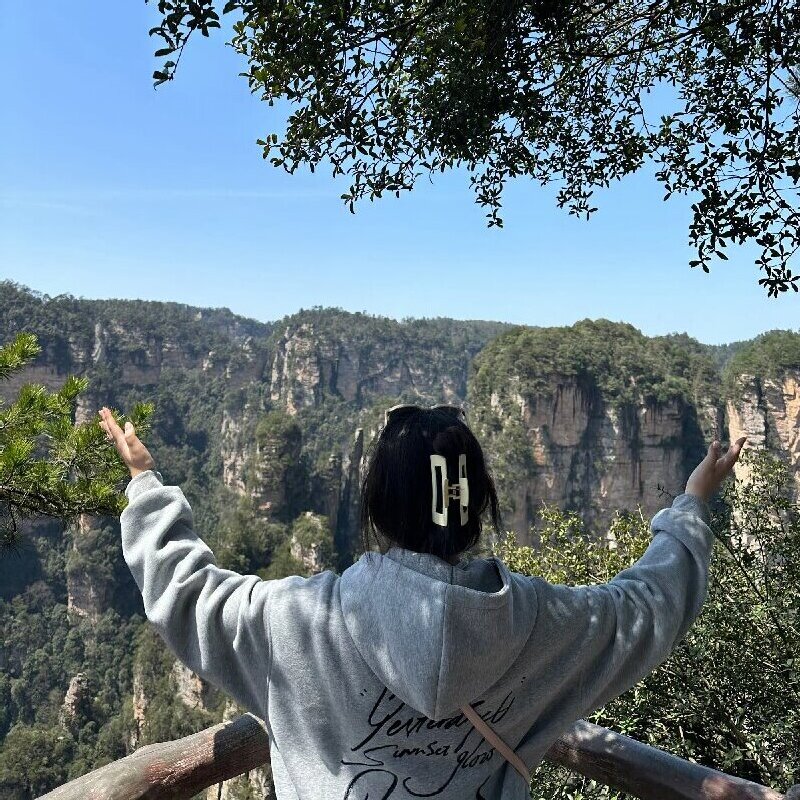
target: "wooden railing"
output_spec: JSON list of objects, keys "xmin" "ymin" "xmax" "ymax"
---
[{"xmin": 39, "ymin": 715, "xmax": 800, "ymax": 800}]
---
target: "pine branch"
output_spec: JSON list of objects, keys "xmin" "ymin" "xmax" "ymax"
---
[{"xmin": 0, "ymin": 332, "xmax": 155, "ymax": 553}]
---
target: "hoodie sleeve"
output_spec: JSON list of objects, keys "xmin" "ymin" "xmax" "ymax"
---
[
  {"xmin": 530, "ymin": 492, "xmax": 714, "ymax": 722},
  {"xmin": 120, "ymin": 470, "xmax": 275, "ymax": 720}
]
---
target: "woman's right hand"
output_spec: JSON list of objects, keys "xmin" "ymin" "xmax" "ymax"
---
[
  {"xmin": 685, "ymin": 436, "xmax": 748, "ymax": 503},
  {"xmin": 98, "ymin": 407, "xmax": 156, "ymax": 479}
]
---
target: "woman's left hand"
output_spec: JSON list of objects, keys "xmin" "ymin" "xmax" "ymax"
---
[{"xmin": 98, "ymin": 407, "xmax": 156, "ymax": 478}]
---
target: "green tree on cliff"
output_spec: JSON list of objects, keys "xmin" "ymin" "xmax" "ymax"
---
[
  {"xmin": 147, "ymin": 0, "xmax": 800, "ymax": 297},
  {"xmin": 0, "ymin": 332, "xmax": 152, "ymax": 552}
]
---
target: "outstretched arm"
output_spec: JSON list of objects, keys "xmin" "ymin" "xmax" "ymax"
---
[
  {"xmin": 527, "ymin": 437, "xmax": 747, "ymax": 731},
  {"xmin": 564, "ymin": 491, "xmax": 715, "ymax": 718},
  {"xmin": 99, "ymin": 408, "xmax": 278, "ymax": 720}
]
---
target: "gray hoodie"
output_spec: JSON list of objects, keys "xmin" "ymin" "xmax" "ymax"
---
[{"xmin": 121, "ymin": 469, "xmax": 713, "ymax": 800}]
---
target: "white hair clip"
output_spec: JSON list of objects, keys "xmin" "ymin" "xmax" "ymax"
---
[{"xmin": 430, "ymin": 453, "xmax": 469, "ymax": 527}]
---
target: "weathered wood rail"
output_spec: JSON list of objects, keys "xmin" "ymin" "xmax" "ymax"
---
[{"xmin": 39, "ymin": 715, "xmax": 800, "ymax": 800}]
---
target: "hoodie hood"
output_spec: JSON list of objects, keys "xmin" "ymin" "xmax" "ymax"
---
[{"xmin": 339, "ymin": 546, "xmax": 538, "ymax": 720}]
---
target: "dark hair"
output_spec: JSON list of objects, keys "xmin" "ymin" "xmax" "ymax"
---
[{"xmin": 359, "ymin": 407, "xmax": 502, "ymax": 561}]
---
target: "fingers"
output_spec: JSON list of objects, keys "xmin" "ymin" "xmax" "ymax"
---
[
  {"xmin": 723, "ymin": 436, "xmax": 747, "ymax": 467},
  {"xmin": 98, "ymin": 407, "xmax": 127, "ymax": 449},
  {"xmin": 124, "ymin": 420, "xmax": 137, "ymax": 442},
  {"xmin": 715, "ymin": 435, "xmax": 747, "ymax": 475},
  {"xmin": 99, "ymin": 418, "xmax": 113, "ymax": 441}
]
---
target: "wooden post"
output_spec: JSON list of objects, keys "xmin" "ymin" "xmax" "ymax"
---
[
  {"xmin": 545, "ymin": 719, "xmax": 788, "ymax": 800},
  {"xmin": 37, "ymin": 714, "xmax": 271, "ymax": 800}
]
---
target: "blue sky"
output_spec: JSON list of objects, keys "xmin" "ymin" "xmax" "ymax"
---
[{"xmin": 1, "ymin": 2, "xmax": 796, "ymax": 346}]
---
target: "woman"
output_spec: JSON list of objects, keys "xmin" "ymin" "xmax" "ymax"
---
[{"xmin": 98, "ymin": 404, "xmax": 746, "ymax": 800}]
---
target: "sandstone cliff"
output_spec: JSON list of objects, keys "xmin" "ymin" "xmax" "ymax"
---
[
  {"xmin": 726, "ymin": 371, "xmax": 800, "ymax": 499},
  {"xmin": 475, "ymin": 375, "xmax": 712, "ymax": 541},
  {"xmin": 467, "ymin": 322, "xmax": 798, "ymax": 544}
]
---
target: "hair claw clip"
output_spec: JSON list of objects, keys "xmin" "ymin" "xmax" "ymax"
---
[{"xmin": 430, "ymin": 453, "xmax": 469, "ymax": 527}]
